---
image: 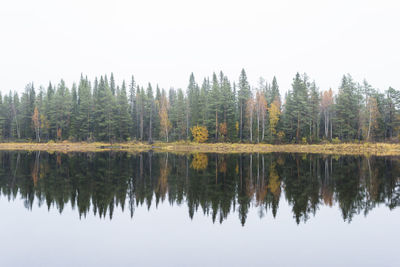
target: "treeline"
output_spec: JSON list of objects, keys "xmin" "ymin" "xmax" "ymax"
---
[{"xmin": 1, "ymin": 70, "xmax": 399, "ymax": 143}]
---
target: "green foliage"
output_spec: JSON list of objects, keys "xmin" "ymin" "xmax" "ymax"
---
[
  {"xmin": 0, "ymin": 70, "xmax": 399, "ymax": 144},
  {"xmin": 335, "ymin": 74, "xmax": 360, "ymax": 140}
]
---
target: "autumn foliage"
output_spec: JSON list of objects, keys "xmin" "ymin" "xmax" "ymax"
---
[
  {"xmin": 219, "ymin": 122, "xmax": 227, "ymax": 140},
  {"xmin": 190, "ymin": 125, "xmax": 208, "ymax": 143},
  {"xmin": 190, "ymin": 153, "xmax": 208, "ymax": 170},
  {"xmin": 269, "ymin": 100, "xmax": 280, "ymax": 136}
]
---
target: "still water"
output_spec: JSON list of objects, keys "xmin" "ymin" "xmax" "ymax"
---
[{"xmin": 0, "ymin": 151, "xmax": 399, "ymax": 267}]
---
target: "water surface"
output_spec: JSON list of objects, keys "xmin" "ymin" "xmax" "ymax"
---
[{"xmin": 0, "ymin": 152, "xmax": 399, "ymax": 266}]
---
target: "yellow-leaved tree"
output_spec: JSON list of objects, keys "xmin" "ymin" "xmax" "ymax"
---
[
  {"xmin": 190, "ymin": 125, "xmax": 208, "ymax": 143},
  {"xmin": 269, "ymin": 99, "xmax": 281, "ymax": 138},
  {"xmin": 32, "ymin": 106, "xmax": 41, "ymax": 142},
  {"xmin": 158, "ymin": 93, "xmax": 171, "ymax": 142}
]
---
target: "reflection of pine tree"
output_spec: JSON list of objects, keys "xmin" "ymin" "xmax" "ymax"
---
[{"xmin": 0, "ymin": 152, "xmax": 399, "ymax": 224}]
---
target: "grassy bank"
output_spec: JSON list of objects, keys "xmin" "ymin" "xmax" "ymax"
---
[
  {"xmin": 0, "ymin": 142, "xmax": 151, "ymax": 153},
  {"xmin": 1, "ymin": 141, "xmax": 400, "ymax": 155},
  {"xmin": 153, "ymin": 142, "xmax": 400, "ymax": 156}
]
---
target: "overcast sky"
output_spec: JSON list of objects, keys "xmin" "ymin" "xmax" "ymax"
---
[{"xmin": 1, "ymin": 0, "xmax": 399, "ymax": 95}]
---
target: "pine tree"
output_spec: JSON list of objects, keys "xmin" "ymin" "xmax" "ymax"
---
[
  {"xmin": 238, "ymin": 69, "xmax": 251, "ymax": 141},
  {"xmin": 128, "ymin": 76, "xmax": 137, "ymax": 139},
  {"xmin": 219, "ymin": 73, "xmax": 236, "ymax": 141},
  {"xmin": 188, "ymin": 73, "xmax": 201, "ymax": 128},
  {"xmin": 110, "ymin": 72, "xmax": 116, "ymax": 96},
  {"xmin": 116, "ymin": 80, "xmax": 131, "ymax": 140},
  {"xmin": 208, "ymin": 73, "xmax": 222, "ymax": 141},
  {"xmin": 154, "ymin": 85, "xmax": 161, "ymax": 140},
  {"xmin": 19, "ymin": 83, "xmax": 35, "ymax": 139},
  {"xmin": 70, "ymin": 83, "xmax": 78, "ymax": 140},
  {"xmin": 174, "ymin": 88, "xmax": 187, "ymax": 140},
  {"xmin": 76, "ymin": 75, "xmax": 92, "ymax": 141},
  {"xmin": 168, "ymin": 88, "xmax": 177, "ymax": 140},
  {"xmin": 199, "ymin": 78, "xmax": 210, "ymax": 127},
  {"xmin": 384, "ymin": 87, "xmax": 400, "ymax": 139},
  {"xmin": 94, "ymin": 76, "xmax": 114, "ymax": 141},
  {"xmin": 282, "ymin": 73, "xmax": 310, "ymax": 143},
  {"xmin": 335, "ymin": 74, "xmax": 360, "ymax": 140},
  {"xmin": 308, "ymin": 81, "xmax": 320, "ymax": 142},
  {"xmin": 11, "ymin": 91, "xmax": 21, "ymax": 139},
  {"xmin": 53, "ymin": 80, "xmax": 72, "ymax": 140},
  {"xmin": 145, "ymin": 83, "xmax": 155, "ymax": 143}
]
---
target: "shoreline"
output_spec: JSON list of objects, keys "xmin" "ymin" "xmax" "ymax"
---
[{"xmin": 1, "ymin": 141, "xmax": 400, "ymax": 156}]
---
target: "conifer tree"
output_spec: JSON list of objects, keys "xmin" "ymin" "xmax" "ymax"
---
[
  {"xmin": 128, "ymin": 76, "xmax": 137, "ymax": 139},
  {"xmin": 116, "ymin": 81, "xmax": 131, "ymax": 140},
  {"xmin": 282, "ymin": 73, "xmax": 310, "ymax": 143},
  {"xmin": 70, "ymin": 83, "xmax": 78, "ymax": 139},
  {"xmin": 188, "ymin": 73, "xmax": 201, "ymax": 127},
  {"xmin": 208, "ymin": 73, "xmax": 221, "ymax": 141},
  {"xmin": 94, "ymin": 76, "xmax": 114, "ymax": 141},
  {"xmin": 76, "ymin": 75, "xmax": 92, "ymax": 141},
  {"xmin": 335, "ymin": 74, "xmax": 360, "ymax": 140},
  {"xmin": 238, "ymin": 69, "xmax": 251, "ymax": 141}
]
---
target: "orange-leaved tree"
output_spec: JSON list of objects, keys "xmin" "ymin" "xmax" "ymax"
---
[
  {"xmin": 32, "ymin": 106, "xmax": 41, "ymax": 142},
  {"xmin": 158, "ymin": 92, "xmax": 171, "ymax": 142},
  {"xmin": 218, "ymin": 122, "xmax": 227, "ymax": 141}
]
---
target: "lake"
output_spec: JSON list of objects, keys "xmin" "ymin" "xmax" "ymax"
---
[{"xmin": 0, "ymin": 151, "xmax": 399, "ymax": 267}]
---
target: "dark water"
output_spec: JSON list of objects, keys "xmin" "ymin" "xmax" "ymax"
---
[{"xmin": 0, "ymin": 151, "xmax": 399, "ymax": 267}]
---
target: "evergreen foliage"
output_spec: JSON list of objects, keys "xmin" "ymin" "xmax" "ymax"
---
[{"xmin": 0, "ymin": 71, "xmax": 399, "ymax": 143}]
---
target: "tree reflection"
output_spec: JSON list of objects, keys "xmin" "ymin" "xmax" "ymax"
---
[{"xmin": 0, "ymin": 151, "xmax": 399, "ymax": 225}]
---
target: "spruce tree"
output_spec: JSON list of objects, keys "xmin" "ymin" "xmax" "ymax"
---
[
  {"xmin": 188, "ymin": 73, "xmax": 201, "ymax": 127},
  {"xmin": 117, "ymin": 81, "xmax": 131, "ymax": 140},
  {"xmin": 238, "ymin": 69, "xmax": 251, "ymax": 141},
  {"xmin": 208, "ymin": 73, "xmax": 221, "ymax": 141},
  {"xmin": 335, "ymin": 74, "xmax": 360, "ymax": 140},
  {"xmin": 128, "ymin": 76, "xmax": 137, "ymax": 139}
]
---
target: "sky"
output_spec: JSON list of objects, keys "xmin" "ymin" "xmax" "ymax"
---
[{"xmin": 1, "ymin": 0, "xmax": 399, "ymax": 95}]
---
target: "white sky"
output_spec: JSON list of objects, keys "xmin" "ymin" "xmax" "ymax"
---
[{"xmin": 0, "ymin": 0, "xmax": 399, "ymax": 94}]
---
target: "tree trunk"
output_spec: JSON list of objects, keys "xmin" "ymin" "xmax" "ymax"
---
[
  {"xmin": 215, "ymin": 109, "xmax": 218, "ymax": 142},
  {"xmin": 257, "ymin": 106, "xmax": 260, "ymax": 143},
  {"xmin": 261, "ymin": 110, "xmax": 265, "ymax": 141},
  {"xmin": 149, "ymin": 102, "xmax": 153, "ymax": 143},
  {"xmin": 296, "ymin": 112, "xmax": 300, "ymax": 143},
  {"xmin": 186, "ymin": 104, "xmax": 189, "ymax": 140},
  {"xmin": 249, "ymin": 111, "xmax": 253, "ymax": 142},
  {"xmin": 367, "ymin": 106, "xmax": 372, "ymax": 141},
  {"xmin": 240, "ymin": 102, "xmax": 243, "ymax": 141}
]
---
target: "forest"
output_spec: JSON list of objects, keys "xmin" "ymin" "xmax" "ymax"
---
[{"xmin": 0, "ymin": 69, "xmax": 399, "ymax": 144}]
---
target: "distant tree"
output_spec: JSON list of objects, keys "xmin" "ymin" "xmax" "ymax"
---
[
  {"xmin": 158, "ymin": 90, "xmax": 171, "ymax": 142},
  {"xmin": 238, "ymin": 69, "xmax": 251, "ymax": 141},
  {"xmin": 116, "ymin": 81, "xmax": 131, "ymax": 140},
  {"xmin": 32, "ymin": 106, "xmax": 41, "ymax": 142},
  {"xmin": 269, "ymin": 99, "xmax": 280, "ymax": 139},
  {"xmin": 208, "ymin": 73, "xmax": 221, "ymax": 141},
  {"xmin": 366, "ymin": 96, "xmax": 381, "ymax": 141},
  {"xmin": 335, "ymin": 74, "xmax": 360, "ymax": 140},
  {"xmin": 255, "ymin": 90, "xmax": 267, "ymax": 143},
  {"xmin": 246, "ymin": 96, "xmax": 255, "ymax": 142},
  {"xmin": 321, "ymin": 89, "xmax": 333, "ymax": 139}
]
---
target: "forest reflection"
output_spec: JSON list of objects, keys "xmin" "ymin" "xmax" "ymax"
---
[{"xmin": 0, "ymin": 151, "xmax": 399, "ymax": 225}]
